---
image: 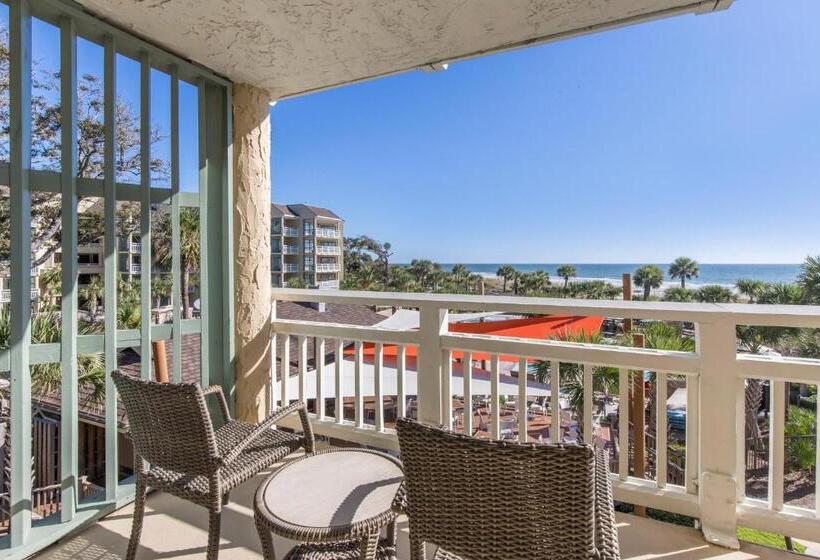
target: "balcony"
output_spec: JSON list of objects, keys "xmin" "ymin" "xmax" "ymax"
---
[
  {"xmin": 283, "ymin": 263, "xmax": 300, "ymax": 273},
  {"xmin": 283, "ymin": 227, "xmax": 299, "ymax": 237},
  {"xmin": 317, "ymin": 245, "xmax": 339, "ymax": 255},
  {"xmin": 316, "ymin": 279, "xmax": 340, "ymax": 289},
  {"xmin": 0, "ymin": 289, "xmax": 39, "ymax": 302},
  {"xmin": 316, "ymin": 228, "xmax": 339, "ymax": 239},
  {"xmin": 316, "ymin": 263, "xmax": 339, "ymax": 273},
  {"xmin": 283, "ymin": 245, "xmax": 298, "ymax": 254}
]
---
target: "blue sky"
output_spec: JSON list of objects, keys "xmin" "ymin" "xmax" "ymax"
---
[{"xmin": 270, "ymin": 0, "xmax": 820, "ymax": 264}]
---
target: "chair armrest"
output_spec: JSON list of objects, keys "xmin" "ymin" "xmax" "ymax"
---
[
  {"xmin": 221, "ymin": 401, "xmax": 314, "ymax": 466},
  {"xmin": 202, "ymin": 385, "xmax": 232, "ymax": 423},
  {"xmin": 593, "ymin": 447, "xmax": 620, "ymax": 560}
]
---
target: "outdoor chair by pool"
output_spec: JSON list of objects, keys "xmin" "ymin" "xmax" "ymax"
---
[
  {"xmin": 395, "ymin": 418, "xmax": 619, "ymax": 560},
  {"xmin": 112, "ymin": 371, "xmax": 315, "ymax": 560}
]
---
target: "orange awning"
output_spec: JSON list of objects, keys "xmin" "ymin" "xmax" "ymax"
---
[{"xmin": 347, "ymin": 315, "xmax": 604, "ymax": 363}]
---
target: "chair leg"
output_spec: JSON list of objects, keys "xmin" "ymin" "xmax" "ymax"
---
[
  {"xmin": 255, "ymin": 513, "xmax": 276, "ymax": 560},
  {"xmin": 409, "ymin": 536, "xmax": 426, "ymax": 560},
  {"xmin": 125, "ymin": 477, "xmax": 147, "ymax": 560},
  {"xmin": 221, "ymin": 492, "xmax": 230, "ymax": 506},
  {"xmin": 207, "ymin": 509, "xmax": 222, "ymax": 560}
]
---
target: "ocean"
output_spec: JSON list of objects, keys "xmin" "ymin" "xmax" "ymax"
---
[{"xmin": 433, "ymin": 263, "xmax": 802, "ymax": 288}]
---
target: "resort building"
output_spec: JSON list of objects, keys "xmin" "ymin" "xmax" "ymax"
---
[{"xmin": 271, "ymin": 203, "xmax": 344, "ymax": 289}]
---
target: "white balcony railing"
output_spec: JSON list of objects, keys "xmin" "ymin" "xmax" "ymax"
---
[
  {"xmin": 317, "ymin": 245, "xmax": 340, "ymax": 255},
  {"xmin": 270, "ymin": 289, "xmax": 820, "ymax": 547},
  {"xmin": 283, "ymin": 264, "xmax": 300, "ymax": 273},
  {"xmin": 0, "ymin": 289, "xmax": 40, "ymax": 302},
  {"xmin": 130, "ymin": 242, "xmax": 141, "ymax": 253},
  {"xmin": 316, "ymin": 228, "xmax": 339, "ymax": 239},
  {"xmin": 283, "ymin": 245, "xmax": 298, "ymax": 254},
  {"xmin": 283, "ymin": 227, "xmax": 299, "ymax": 237},
  {"xmin": 316, "ymin": 263, "xmax": 339, "ymax": 273},
  {"xmin": 130, "ymin": 264, "xmax": 141, "ymax": 274}
]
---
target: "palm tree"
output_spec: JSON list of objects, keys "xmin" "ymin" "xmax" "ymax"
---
[
  {"xmin": 633, "ymin": 265, "xmax": 664, "ymax": 300},
  {"xmin": 668, "ymin": 257, "xmax": 699, "ymax": 289},
  {"xmin": 451, "ymin": 264, "xmax": 470, "ymax": 291},
  {"xmin": 532, "ymin": 330, "xmax": 619, "ymax": 435},
  {"xmin": 521, "ymin": 270, "xmax": 550, "ymax": 295},
  {"xmin": 694, "ymin": 285, "xmax": 736, "ymax": 303},
  {"xmin": 79, "ymin": 274, "xmax": 104, "ymax": 318},
  {"xmin": 408, "ymin": 259, "xmax": 441, "ymax": 291},
  {"xmin": 152, "ymin": 274, "xmax": 173, "ymax": 309},
  {"xmin": 38, "ymin": 264, "xmax": 61, "ymax": 310},
  {"xmin": 556, "ymin": 264, "xmax": 577, "ymax": 290},
  {"xmin": 735, "ymin": 279, "xmax": 765, "ymax": 303},
  {"xmin": 798, "ymin": 255, "xmax": 820, "ymax": 304},
  {"xmin": 153, "ymin": 207, "xmax": 200, "ymax": 318},
  {"xmin": 496, "ymin": 265, "xmax": 516, "ymax": 293},
  {"xmin": 662, "ymin": 286, "xmax": 694, "ymax": 302}
]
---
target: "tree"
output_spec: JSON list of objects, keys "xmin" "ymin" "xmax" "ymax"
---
[
  {"xmin": 798, "ymin": 255, "xmax": 820, "ymax": 304},
  {"xmin": 496, "ymin": 265, "xmax": 516, "ymax": 294},
  {"xmin": 694, "ymin": 285, "xmax": 736, "ymax": 303},
  {"xmin": 662, "ymin": 286, "xmax": 695, "ymax": 302},
  {"xmin": 668, "ymin": 257, "xmax": 699, "ymax": 289},
  {"xmin": 633, "ymin": 265, "xmax": 664, "ymax": 300},
  {"xmin": 152, "ymin": 274, "xmax": 172, "ymax": 309},
  {"xmin": 736, "ymin": 279, "xmax": 766, "ymax": 303},
  {"xmin": 287, "ymin": 277, "xmax": 306, "ymax": 289},
  {"xmin": 0, "ymin": 40, "xmax": 169, "ymax": 270},
  {"xmin": 556, "ymin": 264, "xmax": 577, "ymax": 290},
  {"xmin": 153, "ymin": 207, "xmax": 200, "ymax": 318},
  {"xmin": 38, "ymin": 264, "xmax": 61, "ymax": 310},
  {"xmin": 451, "ymin": 264, "xmax": 470, "ymax": 290},
  {"xmin": 408, "ymin": 259, "xmax": 442, "ymax": 291},
  {"xmin": 520, "ymin": 270, "xmax": 550, "ymax": 295},
  {"xmin": 532, "ymin": 330, "xmax": 619, "ymax": 434},
  {"xmin": 79, "ymin": 275, "xmax": 104, "ymax": 318}
]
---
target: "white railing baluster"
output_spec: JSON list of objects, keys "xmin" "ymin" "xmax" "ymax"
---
[
  {"xmin": 418, "ymin": 305, "xmax": 448, "ymax": 424},
  {"xmin": 491, "ymin": 354, "xmax": 501, "ymax": 439},
  {"xmin": 298, "ymin": 335, "xmax": 308, "ymax": 403},
  {"xmin": 656, "ymin": 371, "xmax": 668, "ymax": 488},
  {"xmin": 354, "ymin": 340, "xmax": 364, "ymax": 428},
  {"xmin": 518, "ymin": 357, "xmax": 528, "ymax": 443},
  {"xmin": 583, "ymin": 363, "xmax": 593, "ymax": 443},
  {"xmin": 280, "ymin": 335, "xmax": 290, "ymax": 406},
  {"xmin": 463, "ymin": 351, "xmax": 473, "ymax": 436},
  {"xmin": 316, "ymin": 338, "xmax": 325, "ymax": 420},
  {"xmin": 618, "ymin": 368, "xmax": 629, "ymax": 480},
  {"xmin": 685, "ymin": 374, "xmax": 699, "ymax": 495},
  {"xmin": 769, "ymin": 379, "xmax": 785, "ymax": 511},
  {"xmin": 270, "ymin": 331, "xmax": 277, "ymax": 409},
  {"xmin": 375, "ymin": 342, "xmax": 384, "ymax": 431},
  {"xmin": 442, "ymin": 349, "xmax": 453, "ymax": 429},
  {"xmin": 397, "ymin": 345, "xmax": 407, "ymax": 419},
  {"xmin": 550, "ymin": 360, "xmax": 561, "ymax": 443},
  {"xmin": 335, "ymin": 338, "xmax": 344, "ymax": 424}
]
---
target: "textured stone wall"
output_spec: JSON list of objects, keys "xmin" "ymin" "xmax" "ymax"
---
[{"xmin": 233, "ymin": 83, "xmax": 272, "ymax": 423}]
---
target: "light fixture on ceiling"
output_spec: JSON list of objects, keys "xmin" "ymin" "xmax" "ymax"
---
[{"xmin": 420, "ymin": 62, "xmax": 448, "ymax": 73}]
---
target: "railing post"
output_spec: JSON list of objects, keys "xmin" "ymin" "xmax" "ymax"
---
[
  {"xmin": 696, "ymin": 319, "xmax": 741, "ymax": 549},
  {"xmin": 417, "ymin": 304, "xmax": 448, "ymax": 425}
]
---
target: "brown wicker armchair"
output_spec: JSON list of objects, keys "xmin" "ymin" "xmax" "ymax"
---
[
  {"xmin": 112, "ymin": 371, "xmax": 314, "ymax": 560},
  {"xmin": 395, "ymin": 418, "xmax": 619, "ymax": 560}
]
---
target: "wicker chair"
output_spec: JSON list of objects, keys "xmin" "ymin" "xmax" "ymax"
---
[
  {"xmin": 112, "ymin": 371, "xmax": 315, "ymax": 560},
  {"xmin": 395, "ymin": 418, "xmax": 619, "ymax": 560}
]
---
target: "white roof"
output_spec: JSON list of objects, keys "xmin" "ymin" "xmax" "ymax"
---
[{"xmin": 375, "ymin": 309, "xmax": 504, "ymax": 331}]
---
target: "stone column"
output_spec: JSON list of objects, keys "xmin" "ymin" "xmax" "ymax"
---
[{"xmin": 233, "ymin": 83, "xmax": 272, "ymax": 423}]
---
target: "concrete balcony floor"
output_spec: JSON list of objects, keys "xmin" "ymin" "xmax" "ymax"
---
[{"xmin": 37, "ymin": 450, "xmax": 796, "ymax": 560}]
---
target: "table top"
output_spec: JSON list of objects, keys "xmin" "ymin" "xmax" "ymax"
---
[{"xmin": 255, "ymin": 449, "xmax": 403, "ymax": 537}]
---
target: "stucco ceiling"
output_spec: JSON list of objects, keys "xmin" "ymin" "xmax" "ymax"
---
[{"xmin": 75, "ymin": 0, "xmax": 732, "ymax": 99}]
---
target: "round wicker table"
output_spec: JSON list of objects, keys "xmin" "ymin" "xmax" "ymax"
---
[{"xmin": 254, "ymin": 448, "xmax": 404, "ymax": 560}]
